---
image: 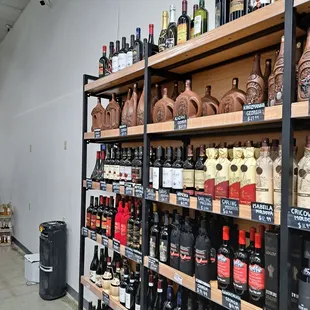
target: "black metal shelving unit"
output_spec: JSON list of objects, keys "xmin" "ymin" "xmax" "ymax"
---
[{"xmin": 78, "ymin": 1, "xmax": 310, "ymax": 308}]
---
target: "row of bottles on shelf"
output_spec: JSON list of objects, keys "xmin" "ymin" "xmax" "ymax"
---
[
  {"xmin": 92, "ymin": 34, "xmax": 309, "ymax": 131},
  {"xmin": 0, "ymin": 235, "xmax": 11, "ymax": 244},
  {"xmin": 86, "ymin": 196, "xmax": 142, "ymax": 250},
  {"xmin": 0, "ymin": 220, "xmax": 11, "ymax": 229},
  {"xmin": 0, "ymin": 203, "xmax": 12, "ymax": 216}
]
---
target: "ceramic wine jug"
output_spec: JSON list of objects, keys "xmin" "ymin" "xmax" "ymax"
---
[
  {"xmin": 219, "ymin": 78, "xmax": 246, "ymax": 113},
  {"xmin": 274, "ymin": 36, "xmax": 284, "ymax": 105},
  {"xmin": 173, "ymin": 80, "xmax": 202, "ymax": 118},
  {"xmin": 137, "ymin": 87, "xmax": 144, "ymax": 126},
  {"xmin": 121, "ymin": 84, "xmax": 138, "ymax": 127},
  {"xmin": 153, "ymin": 88, "xmax": 175, "ymax": 123},
  {"xmin": 106, "ymin": 93, "xmax": 121, "ymax": 129},
  {"xmin": 91, "ymin": 98, "xmax": 106, "ymax": 131},
  {"xmin": 201, "ymin": 85, "xmax": 219, "ymax": 116},
  {"xmin": 263, "ymin": 59, "xmax": 272, "ymax": 103}
]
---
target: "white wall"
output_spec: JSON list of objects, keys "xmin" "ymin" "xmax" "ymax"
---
[{"xmin": 0, "ymin": 0, "xmax": 215, "ymax": 303}]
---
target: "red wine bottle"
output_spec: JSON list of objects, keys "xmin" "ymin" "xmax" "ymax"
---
[
  {"xmin": 183, "ymin": 145, "xmax": 195, "ymax": 196},
  {"xmin": 150, "ymin": 212, "xmax": 160, "ymax": 258},
  {"xmin": 96, "ymin": 195, "xmax": 104, "ymax": 234},
  {"xmin": 147, "ymin": 274, "xmax": 156, "ymax": 310},
  {"xmin": 91, "ymin": 197, "xmax": 98, "ymax": 231},
  {"xmin": 86, "ymin": 196, "xmax": 94, "ymax": 229},
  {"xmin": 170, "ymin": 213, "xmax": 181, "ymax": 270},
  {"xmin": 246, "ymin": 227, "xmax": 256, "ymax": 255},
  {"xmin": 91, "ymin": 151, "xmax": 101, "ymax": 181},
  {"xmin": 90, "ymin": 245, "xmax": 99, "ymax": 283},
  {"xmin": 217, "ymin": 226, "xmax": 233, "ymax": 290},
  {"xmin": 153, "ymin": 278, "xmax": 164, "ymax": 309},
  {"xmin": 159, "ymin": 211, "xmax": 170, "ymax": 264}
]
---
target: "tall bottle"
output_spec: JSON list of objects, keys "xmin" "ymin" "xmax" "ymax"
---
[
  {"xmin": 127, "ymin": 35, "xmax": 135, "ymax": 67},
  {"xmin": 153, "ymin": 278, "xmax": 164, "ymax": 310},
  {"xmin": 108, "ymin": 197, "xmax": 117, "ymax": 239},
  {"xmin": 215, "ymin": 143, "xmax": 230, "ymax": 199},
  {"xmin": 153, "ymin": 146, "xmax": 164, "ymax": 190},
  {"xmin": 298, "ymin": 136, "xmax": 310, "ymax": 208},
  {"xmin": 133, "ymin": 146, "xmax": 143, "ymax": 184},
  {"xmin": 215, "ymin": 0, "xmax": 228, "ymax": 27},
  {"xmin": 177, "ymin": 0, "xmax": 191, "ymax": 45},
  {"xmin": 249, "ymin": 233, "xmax": 265, "ymax": 307},
  {"xmin": 150, "ymin": 212, "xmax": 160, "ymax": 259},
  {"xmin": 159, "ymin": 211, "xmax": 170, "ymax": 264},
  {"xmin": 217, "ymin": 226, "xmax": 233, "ymax": 291},
  {"xmin": 263, "ymin": 59, "xmax": 272, "ymax": 103},
  {"xmin": 124, "ymin": 148, "xmax": 132, "ymax": 183},
  {"xmin": 112, "ymin": 40, "xmax": 120, "ymax": 73},
  {"xmin": 147, "ymin": 274, "xmax": 156, "ymax": 310},
  {"xmin": 114, "ymin": 201, "xmax": 123, "ymax": 241},
  {"xmin": 120, "ymin": 267, "xmax": 129, "ymax": 305},
  {"xmin": 98, "ymin": 146, "xmax": 106, "ymax": 181},
  {"xmin": 180, "ymin": 217, "xmax": 195, "ymax": 276},
  {"xmin": 125, "ymin": 272, "xmax": 135, "ymax": 310},
  {"xmin": 190, "ymin": 5, "xmax": 198, "ymax": 39},
  {"xmin": 170, "ymin": 213, "xmax": 181, "ymax": 270},
  {"xmin": 135, "ymin": 275, "xmax": 141, "ymax": 310},
  {"xmin": 246, "ymin": 227, "xmax": 256, "ymax": 255},
  {"xmin": 194, "ymin": 0, "xmax": 208, "ymax": 37},
  {"xmin": 127, "ymin": 202, "xmax": 135, "ymax": 248},
  {"xmin": 91, "ymin": 151, "xmax": 101, "ymax": 181},
  {"xmin": 119, "ymin": 148, "xmax": 127, "ymax": 185},
  {"xmin": 101, "ymin": 197, "xmax": 109, "ymax": 236},
  {"xmin": 195, "ymin": 144, "xmax": 206, "ymax": 195},
  {"xmin": 298, "ymin": 239, "xmax": 310, "ymax": 309},
  {"xmin": 298, "ymin": 28, "xmax": 310, "ymax": 101},
  {"xmin": 133, "ymin": 28, "xmax": 143, "ymax": 64},
  {"xmin": 166, "ymin": 5, "xmax": 177, "ymax": 49},
  {"xmin": 159, "ymin": 11, "xmax": 168, "ymax": 52},
  {"xmin": 91, "ymin": 197, "xmax": 99, "ymax": 231},
  {"xmin": 90, "ymin": 245, "xmax": 99, "ymax": 283},
  {"xmin": 183, "ymin": 145, "xmax": 195, "ymax": 196},
  {"xmin": 172, "ymin": 147, "xmax": 184, "ymax": 193},
  {"xmin": 229, "ymin": 143, "xmax": 243, "ymax": 200},
  {"xmin": 102, "ymin": 257, "xmax": 114, "ymax": 293},
  {"xmin": 274, "ymin": 36, "xmax": 285, "ymax": 105},
  {"xmin": 104, "ymin": 146, "xmax": 110, "ymax": 183},
  {"xmin": 133, "ymin": 201, "xmax": 142, "ymax": 251},
  {"xmin": 163, "ymin": 147, "xmax": 173, "ymax": 191},
  {"xmin": 149, "ymin": 147, "xmax": 154, "ymax": 188},
  {"xmin": 108, "ymin": 42, "xmax": 114, "ymax": 75},
  {"xmin": 109, "ymin": 147, "xmax": 116, "ymax": 184},
  {"xmin": 174, "ymin": 290, "xmax": 182, "ymax": 310},
  {"xmin": 86, "ymin": 196, "xmax": 94, "ymax": 229},
  {"xmin": 233, "ymin": 230, "xmax": 249, "ymax": 299},
  {"xmin": 120, "ymin": 202, "xmax": 130, "ymax": 245},
  {"xmin": 118, "ymin": 37, "xmax": 127, "ymax": 71},
  {"xmin": 99, "ymin": 46, "xmax": 109, "ymax": 78},
  {"xmin": 229, "ymin": 0, "xmax": 244, "ymax": 21},
  {"xmin": 204, "ymin": 144, "xmax": 218, "ymax": 199},
  {"xmin": 96, "ymin": 196, "xmax": 104, "ymax": 234}
]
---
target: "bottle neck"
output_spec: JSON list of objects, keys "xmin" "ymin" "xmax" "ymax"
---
[
  {"xmin": 169, "ymin": 8, "xmax": 176, "ymax": 23},
  {"xmin": 182, "ymin": 1, "xmax": 187, "ymax": 14},
  {"xmin": 162, "ymin": 15, "xmax": 168, "ymax": 29},
  {"xmin": 136, "ymin": 28, "xmax": 141, "ymax": 40},
  {"xmin": 199, "ymin": 0, "xmax": 205, "ymax": 8}
]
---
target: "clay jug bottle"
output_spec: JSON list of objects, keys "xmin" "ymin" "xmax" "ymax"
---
[
  {"xmin": 201, "ymin": 85, "xmax": 219, "ymax": 116},
  {"xmin": 127, "ymin": 83, "xmax": 139, "ymax": 127},
  {"xmin": 267, "ymin": 50, "xmax": 278, "ymax": 106},
  {"xmin": 137, "ymin": 86, "xmax": 144, "ymax": 126},
  {"xmin": 263, "ymin": 59, "xmax": 272, "ymax": 103},
  {"xmin": 274, "ymin": 36, "xmax": 285, "ymax": 105},
  {"xmin": 121, "ymin": 87, "xmax": 133, "ymax": 126},
  {"xmin": 106, "ymin": 93, "xmax": 121, "ymax": 129},
  {"xmin": 295, "ymin": 41, "xmax": 303, "ymax": 101},
  {"xmin": 219, "ymin": 78, "xmax": 246, "ymax": 113},
  {"xmin": 153, "ymin": 88, "xmax": 175, "ymax": 123},
  {"xmin": 298, "ymin": 28, "xmax": 310, "ymax": 102},
  {"xmin": 91, "ymin": 98, "xmax": 106, "ymax": 131},
  {"xmin": 171, "ymin": 81, "xmax": 180, "ymax": 101},
  {"xmin": 150, "ymin": 84, "xmax": 162, "ymax": 123},
  {"xmin": 174, "ymin": 80, "xmax": 202, "ymax": 118},
  {"xmin": 246, "ymin": 54, "xmax": 265, "ymax": 104}
]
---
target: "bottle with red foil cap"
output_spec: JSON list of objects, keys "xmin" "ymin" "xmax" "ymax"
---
[
  {"xmin": 86, "ymin": 196, "xmax": 94, "ymax": 229},
  {"xmin": 96, "ymin": 195, "xmax": 104, "ymax": 234},
  {"xmin": 233, "ymin": 230, "xmax": 249, "ymax": 299},
  {"xmin": 91, "ymin": 197, "xmax": 99, "ymax": 231},
  {"xmin": 101, "ymin": 197, "xmax": 109, "ymax": 236},
  {"xmin": 249, "ymin": 233, "xmax": 265, "ymax": 307},
  {"xmin": 246, "ymin": 227, "xmax": 256, "ymax": 255},
  {"xmin": 217, "ymin": 225, "xmax": 233, "ymax": 290},
  {"xmin": 120, "ymin": 202, "xmax": 130, "ymax": 245},
  {"xmin": 114, "ymin": 200, "xmax": 124, "ymax": 241},
  {"xmin": 148, "ymin": 24, "xmax": 154, "ymax": 44}
]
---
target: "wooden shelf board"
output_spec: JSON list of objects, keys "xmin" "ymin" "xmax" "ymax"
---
[
  {"xmin": 144, "ymin": 257, "xmax": 262, "ymax": 310},
  {"xmin": 0, "ymin": 229, "xmax": 11, "ymax": 233},
  {"xmin": 81, "ymin": 276, "xmax": 127, "ymax": 310}
]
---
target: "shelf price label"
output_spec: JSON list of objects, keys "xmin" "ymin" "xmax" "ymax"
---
[
  {"xmin": 288, "ymin": 207, "xmax": 310, "ymax": 231},
  {"xmin": 86, "ymin": 179, "xmax": 92, "ymax": 190},
  {"xmin": 113, "ymin": 239, "xmax": 121, "ymax": 253},
  {"xmin": 125, "ymin": 246, "xmax": 134, "ymax": 260},
  {"xmin": 119, "ymin": 124, "xmax": 128, "ymax": 136},
  {"xmin": 145, "ymin": 187, "xmax": 156, "ymax": 200},
  {"xmin": 102, "ymin": 235, "xmax": 109, "ymax": 248},
  {"xmin": 100, "ymin": 181, "xmax": 107, "ymax": 191},
  {"xmin": 220, "ymin": 198, "xmax": 239, "ymax": 217},
  {"xmin": 90, "ymin": 231, "xmax": 97, "ymax": 241},
  {"xmin": 102, "ymin": 291, "xmax": 110, "ymax": 306},
  {"xmin": 81, "ymin": 227, "xmax": 88, "ymax": 237},
  {"xmin": 222, "ymin": 290, "xmax": 241, "ymax": 310},
  {"xmin": 197, "ymin": 194, "xmax": 213, "ymax": 212},
  {"xmin": 251, "ymin": 202, "xmax": 274, "ymax": 223},
  {"xmin": 174, "ymin": 115, "xmax": 187, "ymax": 130},
  {"xmin": 125, "ymin": 183, "xmax": 133, "ymax": 196},
  {"xmin": 195, "ymin": 278, "xmax": 211, "ymax": 299},
  {"xmin": 134, "ymin": 250, "xmax": 143, "ymax": 264},
  {"xmin": 112, "ymin": 182, "xmax": 120, "ymax": 194},
  {"xmin": 243, "ymin": 103, "xmax": 265, "ymax": 123},
  {"xmin": 134, "ymin": 184, "xmax": 144, "ymax": 198},
  {"xmin": 94, "ymin": 129, "xmax": 101, "ymax": 139},
  {"xmin": 176, "ymin": 192, "xmax": 190, "ymax": 208},
  {"xmin": 158, "ymin": 188, "xmax": 170, "ymax": 203},
  {"xmin": 148, "ymin": 257, "xmax": 159, "ymax": 273},
  {"xmin": 174, "ymin": 273, "xmax": 183, "ymax": 285}
]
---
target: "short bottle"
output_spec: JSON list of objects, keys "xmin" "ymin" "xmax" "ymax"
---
[
  {"xmin": 99, "ymin": 45, "xmax": 109, "ymax": 78},
  {"xmin": 102, "ymin": 257, "xmax": 113, "ymax": 293},
  {"xmin": 90, "ymin": 245, "xmax": 99, "ymax": 283}
]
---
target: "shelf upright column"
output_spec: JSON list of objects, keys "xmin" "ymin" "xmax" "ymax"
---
[
  {"xmin": 141, "ymin": 42, "xmax": 152, "ymax": 309},
  {"xmin": 280, "ymin": 0, "xmax": 296, "ymax": 308}
]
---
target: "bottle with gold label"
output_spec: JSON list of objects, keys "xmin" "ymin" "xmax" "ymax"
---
[
  {"xmin": 177, "ymin": 0, "xmax": 191, "ymax": 45},
  {"xmin": 240, "ymin": 141, "xmax": 256, "ymax": 205},
  {"xmin": 183, "ymin": 145, "xmax": 195, "ymax": 196},
  {"xmin": 229, "ymin": 143, "xmax": 243, "ymax": 200},
  {"xmin": 195, "ymin": 144, "xmax": 206, "ymax": 195},
  {"xmin": 256, "ymin": 138, "xmax": 273, "ymax": 204},
  {"xmin": 298, "ymin": 136, "xmax": 310, "ymax": 208},
  {"xmin": 158, "ymin": 11, "xmax": 168, "ymax": 52},
  {"xmin": 204, "ymin": 144, "xmax": 218, "ymax": 199},
  {"xmin": 215, "ymin": 143, "xmax": 230, "ymax": 199}
]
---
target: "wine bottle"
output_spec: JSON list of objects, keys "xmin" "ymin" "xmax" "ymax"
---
[
  {"xmin": 102, "ymin": 256, "xmax": 113, "ymax": 293},
  {"xmin": 183, "ymin": 145, "xmax": 195, "ymax": 196},
  {"xmin": 91, "ymin": 151, "xmax": 101, "ymax": 181},
  {"xmin": 120, "ymin": 266, "xmax": 129, "ymax": 305},
  {"xmin": 112, "ymin": 40, "xmax": 120, "ymax": 73},
  {"xmin": 229, "ymin": 0, "xmax": 244, "ymax": 21},
  {"xmin": 95, "ymin": 248, "xmax": 105, "ymax": 288},
  {"xmin": 150, "ymin": 212, "xmax": 160, "ymax": 258},
  {"xmin": 147, "ymin": 274, "xmax": 156, "ymax": 310},
  {"xmin": 111, "ymin": 261, "xmax": 121, "ymax": 300},
  {"xmin": 118, "ymin": 37, "xmax": 127, "ymax": 71},
  {"xmin": 124, "ymin": 148, "xmax": 133, "ymax": 183},
  {"xmin": 163, "ymin": 285, "xmax": 175, "ymax": 309},
  {"xmin": 98, "ymin": 146, "xmax": 105, "ymax": 181},
  {"xmin": 159, "ymin": 11, "xmax": 168, "ymax": 52},
  {"xmin": 133, "ymin": 202, "xmax": 142, "ymax": 251},
  {"xmin": 119, "ymin": 147, "xmax": 127, "ymax": 185},
  {"xmin": 127, "ymin": 202, "xmax": 135, "ymax": 248},
  {"xmin": 91, "ymin": 197, "xmax": 98, "ymax": 231},
  {"xmin": 99, "ymin": 46, "xmax": 109, "ymax": 78},
  {"xmin": 186, "ymin": 291, "xmax": 195, "ymax": 310},
  {"xmin": 194, "ymin": 0, "xmax": 208, "ymax": 37},
  {"xmin": 249, "ymin": 233, "xmax": 265, "ymax": 307},
  {"xmin": 133, "ymin": 28, "xmax": 143, "ymax": 63},
  {"xmin": 109, "ymin": 147, "xmax": 116, "ymax": 184},
  {"xmin": 159, "ymin": 211, "xmax": 170, "ymax": 264},
  {"xmin": 153, "ymin": 146, "xmax": 164, "ymax": 190},
  {"xmin": 204, "ymin": 144, "xmax": 218, "ymax": 199},
  {"xmin": 115, "ymin": 200, "xmax": 123, "ymax": 241},
  {"xmin": 215, "ymin": 143, "xmax": 230, "ymax": 199},
  {"xmin": 194, "ymin": 145, "xmax": 205, "ymax": 195},
  {"xmin": 104, "ymin": 145, "xmax": 110, "ymax": 183},
  {"xmin": 217, "ymin": 226, "xmax": 233, "ymax": 290},
  {"xmin": 101, "ymin": 197, "xmax": 109, "ymax": 236},
  {"xmin": 108, "ymin": 42, "xmax": 114, "ymax": 75},
  {"xmin": 96, "ymin": 196, "xmax": 104, "ymax": 234},
  {"xmin": 149, "ymin": 147, "xmax": 154, "ymax": 188},
  {"xmin": 127, "ymin": 35, "xmax": 135, "ymax": 67},
  {"xmin": 174, "ymin": 290, "xmax": 182, "ymax": 310},
  {"xmin": 172, "ymin": 147, "xmax": 184, "ymax": 193},
  {"xmin": 177, "ymin": 0, "xmax": 191, "ymax": 45},
  {"xmin": 190, "ymin": 5, "xmax": 198, "ymax": 39},
  {"xmin": 125, "ymin": 272, "xmax": 135, "ymax": 310},
  {"xmin": 86, "ymin": 196, "xmax": 94, "ymax": 229},
  {"xmin": 106, "ymin": 197, "xmax": 116, "ymax": 239},
  {"xmin": 166, "ymin": 5, "xmax": 177, "ymax": 49},
  {"xmin": 229, "ymin": 143, "xmax": 243, "ymax": 200},
  {"xmin": 153, "ymin": 278, "xmax": 164, "ymax": 310},
  {"xmin": 114, "ymin": 146, "xmax": 120, "ymax": 182},
  {"xmin": 96, "ymin": 300, "xmax": 102, "ymax": 310},
  {"xmin": 247, "ymin": 227, "xmax": 256, "ymax": 255},
  {"xmin": 121, "ymin": 202, "xmax": 130, "ymax": 245},
  {"xmin": 90, "ymin": 245, "xmax": 99, "ymax": 283},
  {"xmin": 215, "ymin": 0, "xmax": 228, "ymax": 27},
  {"xmin": 135, "ymin": 274, "xmax": 141, "ymax": 310},
  {"xmin": 132, "ymin": 146, "xmax": 143, "ymax": 184},
  {"xmin": 148, "ymin": 24, "xmax": 154, "ymax": 44},
  {"xmin": 170, "ymin": 212, "xmax": 181, "ymax": 270},
  {"xmin": 298, "ymin": 239, "xmax": 310, "ymax": 309},
  {"xmin": 131, "ymin": 147, "xmax": 139, "ymax": 183},
  {"xmin": 163, "ymin": 147, "xmax": 173, "ymax": 191}
]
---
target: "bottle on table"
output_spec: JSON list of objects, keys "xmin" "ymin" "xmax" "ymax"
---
[{"xmin": 91, "ymin": 151, "xmax": 101, "ymax": 181}]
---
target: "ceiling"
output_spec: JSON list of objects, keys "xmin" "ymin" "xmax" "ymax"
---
[{"xmin": 0, "ymin": 0, "xmax": 30, "ymax": 43}]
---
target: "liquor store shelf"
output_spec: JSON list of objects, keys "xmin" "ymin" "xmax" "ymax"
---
[
  {"xmin": 83, "ymin": 180, "xmax": 281, "ymax": 225},
  {"xmin": 84, "ymin": 101, "xmax": 308, "ymax": 141},
  {"xmin": 143, "ymin": 257, "xmax": 262, "ymax": 310},
  {"xmin": 81, "ymin": 276, "xmax": 127, "ymax": 310}
]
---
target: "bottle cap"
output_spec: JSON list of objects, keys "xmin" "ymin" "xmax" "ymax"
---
[
  {"xmin": 255, "ymin": 233, "xmax": 261, "ymax": 249},
  {"xmin": 223, "ymin": 226, "xmax": 230, "ymax": 241},
  {"xmin": 250, "ymin": 227, "xmax": 256, "ymax": 241},
  {"xmin": 102, "ymin": 45, "xmax": 107, "ymax": 53},
  {"xmin": 149, "ymin": 24, "xmax": 154, "ymax": 34},
  {"xmin": 239, "ymin": 230, "xmax": 246, "ymax": 245}
]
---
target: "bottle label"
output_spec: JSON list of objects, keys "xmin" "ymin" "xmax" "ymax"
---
[
  {"xmin": 183, "ymin": 169, "xmax": 195, "ymax": 188},
  {"xmin": 229, "ymin": 160, "xmax": 242, "ymax": 199},
  {"xmin": 124, "ymin": 166, "xmax": 132, "ymax": 182},
  {"xmin": 233, "ymin": 258, "xmax": 248, "ymax": 290},
  {"xmin": 230, "ymin": 0, "xmax": 244, "ymax": 13},
  {"xmin": 118, "ymin": 53, "xmax": 127, "ymax": 70},
  {"xmin": 217, "ymin": 254, "xmax": 231, "ymax": 284},
  {"xmin": 240, "ymin": 157, "xmax": 256, "ymax": 204},
  {"xmin": 249, "ymin": 264, "xmax": 265, "ymax": 297},
  {"xmin": 106, "ymin": 218, "xmax": 112, "ymax": 237},
  {"xmin": 120, "ymin": 165, "xmax": 125, "ymax": 181},
  {"xmin": 90, "ymin": 270, "xmax": 96, "ymax": 283},
  {"xmin": 135, "ymin": 303, "xmax": 141, "ymax": 310},
  {"xmin": 159, "ymin": 42, "xmax": 166, "ymax": 52},
  {"xmin": 177, "ymin": 24, "xmax": 188, "ymax": 44},
  {"xmin": 119, "ymin": 287, "xmax": 126, "ymax": 303},
  {"xmin": 125, "ymin": 293, "xmax": 131, "ymax": 308},
  {"xmin": 195, "ymin": 248, "xmax": 208, "ymax": 264},
  {"xmin": 101, "ymin": 215, "xmax": 107, "ymax": 230},
  {"xmin": 91, "ymin": 214, "xmax": 97, "ymax": 230},
  {"xmin": 165, "ymin": 38, "xmax": 175, "ymax": 49},
  {"xmin": 96, "ymin": 215, "xmax": 101, "ymax": 229},
  {"xmin": 104, "ymin": 164, "xmax": 110, "ymax": 180},
  {"xmin": 112, "ymin": 56, "xmax": 119, "ymax": 73},
  {"xmin": 86, "ymin": 212, "xmax": 91, "ymax": 227},
  {"xmin": 127, "ymin": 51, "xmax": 133, "ymax": 67},
  {"xmin": 163, "ymin": 167, "xmax": 173, "ymax": 188},
  {"xmin": 150, "ymin": 236, "xmax": 157, "ymax": 257},
  {"xmin": 204, "ymin": 178, "xmax": 215, "ymax": 199},
  {"xmin": 114, "ymin": 165, "xmax": 120, "ymax": 181},
  {"xmin": 115, "ymin": 222, "xmax": 121, "ymax": 237},
  {"xmin": 153, "ymin": 167, "xmax": 160, "ymax": 189},
  {"xmin": 95, "ymin": 274, "xmax": 102, "ymax": 287},
  {"xmin": 256, "ymin": 157, "xmax": 273, "ymax": 204},
  {"xmin": 195, "ymin": 170, "xmax": 205, "ymax": 191},
  {"xmin": 170, "ymin": 242, "xmax": 180, "ymax": 258},
  {"xmin": 180, "ymin": 245, "xmax": 192, "ymax": 261},
  {"xmin": 194, "ymin": 15, "xmax": 202, "ymax": 35},
  {"xmin": 132, "ymin": 167, "xmax": 142, "ymax": 184},
  {"xmin": 159, "ymin": 239, "xmax": 168, "ymax": 262},
  {"xmin": 110, "ymin": 165, "xmax": 115, "ymax": 181},
  {"xmin": 172, "ymin": 168, "xmax": 183, "ymax": 190},
  {"xmin": 149, "ymin": 167, "xmax": 153, "ymax": 183},
  {"xmin": 99, "ymin": 63, "xmax": 103, "ymax": 76},
  {"xmin": 121, "ymin": 223, "xmax": 127, "ymax": 239},
  {"xmin": 215, "ymin": 157, "xmax": 230, "ymax": 199}
]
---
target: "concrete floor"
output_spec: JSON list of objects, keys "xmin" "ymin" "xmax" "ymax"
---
[{"xmin": 0, "ymin": 245, "xmax": 78, "ymax": 310}]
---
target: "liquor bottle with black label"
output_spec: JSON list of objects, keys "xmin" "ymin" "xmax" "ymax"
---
[
  {"xmin": 124, "ymin": 148, "xmax": 133, "ymax": 183},
  {"xmin": 159, "ymin": 211, "xmax": 170, "ymax": 264},
  {"xmin": 163, "ymin": 284, "xmax": 175, "ymax": 309},
  {"xmin": 249, "ymin": 233, "xmax": 265, "ymax": 307},
  {"xmin": 133, "ymin": 28, "xmax": 143, "ymax": 64},
  {"xmin": 91, "ymin": 151, "xmax": 101, "ymax": 181},
  {"xmin": 99, "ymin": 46, "xmax": 110, "ymax": 78},
  {"xmin": 159, "ymin": 11, "xmax": 168, "ymax": 52},
  {"xmin": 112, "ymin": 40, "xmax": 120, "ymax": 73},
  {"xmin": 127, "ymin": 35, "xmax": 135, "ymax": 67},
  {"xmin": 153, "ymin": 147, "xmax": 164, "ymax": 190},
  {"xmin": 95, "ymin": 248, "xmax": 105, "ymax": 288},
  {"xmin": 149, "ymin": 147, "xmax": 154, "ymax": 188},
  {"xmin": 127, "ymin": 203, "xmax": 135, "ymax": 248},
  {"xmin": 147, "ymin": 274, "xmax": 156, "ymax": 310},
  {"xmin": 177, "ymin": 0, "xmax": 191, "ymax": 45},
  {"xmin": 90, "ymin": 245, "xmax": 99, "ymax": 283},
  {"xmin": 180, "ymin": 217, "xmax": 195, "ymax": 276},
  {"xmin": 108, "ymin": 42, "xmax": 114, "ymax": 74},
  {"xmin": 118, "ymin": 37, "xmax": 127, "ymax": 71},
  {"xmin": 120, "ymin": 266, "xmax": 129, "ymax": 305},
  {"xmin": 91, "ymin": 197, "xmax": 98, "ymax": 231},
  {"xmin": 195, "ymin": 144, "xmax": 206, "ymax": 195},
  {"xmin": 172, "ymin": 147, "xmax": 184, "ymax": 193},
  {"xmin": 194, "ymin": 0, "xmax": 208, "ymax": 37},
  {"xmin": 183, "ymin": 145, "xmax": 195, "ymax": 196},
  {"xmin": 233, "ymin": 230, "xmax": 249, "ymax": 299},
  {"xmin": 153, "ymin": 278, "xmax": 164, "ymax": 310},
  {"xmin": 247, "ymin": 227, "xmax": 256, "ymax": 255},
  {"xmin": 133, "ymin": 201, "xmax": 142, "ymax": 251},
  {"xmin": 96, "ymin": 195, "xmax": 104, "ymax": 234},
  {"xmin": 86, "ymin": 196, "xmax": 94, "ymax": 229},
  {"xmin": 125, "ymin": 272, "xmax": 135, "ymax": 310},
  {"xmin": 163, "ymin": 147, "xmax": 173, "ymax": 191},
  {"xmin": 217, "ymin": 226, "xmax": 233, "ymax": 290},
  {"xmin": 298, "ymin": 239, "xmax": 310, "ymax": 310},
  {"xmin": 150, "ymin": 212, "xmax": 160, "ymax": 259},
  {"xmin": 166, "ymin": 5, "xmax": 177, "ymax": 49},
  {"xmin": 170, "ymin": 213, "xmax": 181, "ymax": 270}
]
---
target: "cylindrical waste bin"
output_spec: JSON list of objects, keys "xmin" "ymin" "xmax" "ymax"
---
[{"xmin": 39, "ymin": 221, "xmax": 66, "ymax": 300}]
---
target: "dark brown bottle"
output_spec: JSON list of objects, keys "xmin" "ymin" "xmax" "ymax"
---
[
  {"xmin": 96, "ymin": 195, "xmax": 104, "ymax": 234},
  {"xmin": 217, "ymin": 226, "xmax": 233, "ymax": 291},
  {"xmin": 163, "ymin": 147, "xmax": 173, "ymax": 191},
  {"xmin": 90, "ymin": 245, "xmax": 99, "ymax": 283},
  {"xmin": 91, "ymin": 197, "xmax": 98, "ymax": 231},
  {"xmin": 246, "ymin": 227, "xmax": 256, "ymax": 255},
  {"xmin": 99, "ymin": 46, "xmax": 109, "ymax": 78},
  {"xmin": 183, "ymin": 145, "xmax": 195, "ymax": 196},
  {"xmin": 159, "ymin": 211, "xmax": 170, "ymax": 264},
  {"xmin": 274, "ymin": 36, "xmax": 285, "ymax": 105},
  {"xmin": 249, "ymin": 233, "xmax": 265, "ymax": 307},
  {"xmin": 91, "ymin": 151, "xmax": 101, "ymax": 181},
  {"xmin": 171, "ymin": 81, "xmax": 179, "ymax": 101},
  {"xmin": 150, "ymin": 212, "xmax": 160, "ymax": 259},
  {"xmin": 195, "ymin": 145, "xmax": 206, "ymax": 195},
  {"xmin": 153, "ymin": 147, "xmax": 164, "ymax": 190},
  {"xmin": 172, "ymin": 147, "xmax": 184, "ymax": 193},
  {"xmin": 86, "ymin": 196, "xmax": 94, "ymax": 229},
  {"xmin": 170, "ymin": 213, "xmax": 181, "ymax": 270},
  {"xmin": 177, "ymin": 0, "xmax": 191, "ymax": 45},
  {"xmin": 133, "ymin": 202, "xmax": 142, "ymax": 251},
  {"xmin": 263, "ymin": 59, "xmax": 272, "ymax": 103},
  {"xmin": 246, "ymin": 54, "xmax": 265, "ymax": 104},
  {"xmin": 133, "ymin": 28, "xmax": 143, "ymax": 64}
]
